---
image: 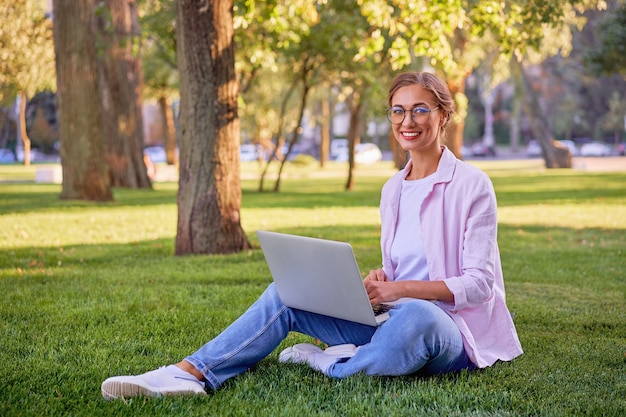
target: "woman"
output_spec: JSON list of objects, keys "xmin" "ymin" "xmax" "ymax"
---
[{"xmin": 101, "ymin": 72, "xmax": 523, "ymax": 400}]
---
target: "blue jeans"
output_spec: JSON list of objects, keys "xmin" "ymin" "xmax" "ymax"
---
[{"xmin": 186, "ymin": 283, "xmax": 474, "ymax": 390}]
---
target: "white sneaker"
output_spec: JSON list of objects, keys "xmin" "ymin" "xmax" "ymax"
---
[
  {"xmin": 279, "ymin": 343, "xmax": 359, "ymax": 374},
  {"xmin": 323, "ymin": 343, "xmax": 359, "ymax": 358},
  {"xmin": 101, "ymin": 365, "xmax": 207, "ymax": 400}
]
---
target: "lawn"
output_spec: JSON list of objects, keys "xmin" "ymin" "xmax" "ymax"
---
[{"xmin": 0, "ymin": 160, "xmax": 624, "ymax": 416}]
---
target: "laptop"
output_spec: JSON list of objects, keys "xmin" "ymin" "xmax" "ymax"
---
[{"xmin": 256, "ymin": 230, "xmax": 392, "ymax": 326}]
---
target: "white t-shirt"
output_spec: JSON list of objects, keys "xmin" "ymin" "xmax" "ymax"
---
[{"xmin": 390, "ymin": 174, "xmax": 434, "ymax": 281}]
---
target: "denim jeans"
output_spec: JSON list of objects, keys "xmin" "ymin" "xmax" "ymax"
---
[{"xmin": 186, "ymin": 283, "xmax": 474, "ymax": 390}]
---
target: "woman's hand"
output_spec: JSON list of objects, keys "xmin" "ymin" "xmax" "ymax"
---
[
  {"xmin": 363, "ymin": 268, "xmax": 455, "ymax": 305},
  {"xmin": 364, "ymin": 269, "xmax": 397, "ymax": 306},
  {"xmin": 364, "ymin": 268, "xmax": 387, "ymax": 282}
]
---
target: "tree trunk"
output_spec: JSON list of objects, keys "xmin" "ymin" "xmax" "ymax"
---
[
  {"xmin": 273, "ymin": 61, "xmax": 315, "ymax": 192},
  {"xmin": 319, "ymin": 90, "xmax": 331, "ymax": 168},
  {"xmin": 257, "ymin": 77, "xmax": 297, "ymax": 192},
  {"xmin": 53, "ymin": 0, "xmax": 112, "ymax": 201},
  {"xmin": 482, "ymin": 89, "xmax": 495, "ymax": 150},
  {"xmin": 174, "ymin": 0, "xmax": 250, "ymax": 255},
  {"xmin": 512, "ymin": 58, "xmax": 571, "ymax": 168},
  {"xmin": 158, "ymin": 95, "xmax": 177, "ymax": 165},
  {"xmin": 446, "ymin": 75, "xmax": 467, "ymax": 159},
  {"xmin": 97, "ymin": 0, "xmax": 151, "ymax": 188},
  {"xmin": 18, "ymin": 91, "xmax": 31, "ymax": 167},
  {"xmin": 509, "ymin": 58, "xmax": 523, "ymax": 154},
  {"xmin": 388, "ymin": 129, "xmax": 408, "ymax": 170},
  {"xmin": 274, "ymin": 82, "xmax": 310, "ymax": 192},
  {"xmin": 344, "ymin": 90, "xmax": 363, "ymax": 191}
]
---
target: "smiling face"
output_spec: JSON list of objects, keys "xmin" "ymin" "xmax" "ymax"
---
[{"xmin": 389, "ymin": 84, "xmax": 445, "ymax": 156}]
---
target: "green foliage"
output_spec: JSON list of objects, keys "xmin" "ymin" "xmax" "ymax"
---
[
  {"xmin": 139, "ymin": 0, "xmax": 179, "ymax": 98},
  {"xmin": 289, "ymin": 153, "xmax": 317, "ymax": 166},
  {"xmin": 0, "ymin": 0, "xmax": 55, "ymax": 104},
  {"xmin": 601, "ymin": 91, "xmax": 626, "ymax": 139},
  {"xmin": 0, "ymin": 162, "xmax": 625, "ymax": 416},
  {"xmin": 552, "ymin": 92, "xmax": 584, "ymax": 140},
  {"xmin": 584, "ymin": 1, "xmax": 626, "ymax": 78},
  {"xmin": 358, "ymin": 0, "xmax": 463, "ymax": 74}
]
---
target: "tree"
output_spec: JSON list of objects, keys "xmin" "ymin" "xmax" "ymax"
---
[
  {"xmin": 271, "ymin": 53, "xmax": 318, "ymax": 192},
  {"xmin": 511, "ymin": 58, "xmax": 572, "ymax": 167},
  {"xmin": 139, "ymin": 0, "xmax": 179, "ymax": 165},
  {"xmin": 231, "ymin": 0, "xmax": 323, "ymax": 192},
  {"xmin": 310, "ymin": 0, "xmax": 394, "ymax": 190},
  {"xmin": 53, "ymin": 0, "xmax": 113, "ymax": 201},
  {"xmin": 97, "ymin": 0, "xmax": 152, "ymax": 188},
  {"xmin": 174, "ymin": 0, "xmax": 250, "ymax": 255},
  {"xmin": 268, "ymin": 2, "xmax": 334, "ymax": 192},
  {"xmin": 552, "ymin": 92, "xmax": 584, "ymax": 141},
  {"xmin": 601, "ymin": 91, "xmax": 626, "ymax": 143},
  {"xmin": 359, "ymin": 0, "xmax": 605, "ymax": 168},
  {"xmin": 0, "ymin": 0, "xmax": 56, "ymax": 166},
  {"xmin": 584, "ymin": 1, "xmax": 626, "ymax": 79},
  {"xmin": 358, "ymin": 0, "xmax": 468, "ymax": 158}
]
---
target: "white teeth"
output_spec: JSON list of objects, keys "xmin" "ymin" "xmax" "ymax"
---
[{"xmin": 403, "ymin": 132, "xmax": 420, "ymax": 137}]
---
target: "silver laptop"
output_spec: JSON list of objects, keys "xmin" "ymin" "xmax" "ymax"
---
[{"xmin": 256, "ymin": 230, "xmax": 392, "ymax": 326}]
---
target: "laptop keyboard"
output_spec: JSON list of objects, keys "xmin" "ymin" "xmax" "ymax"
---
[{"xmin": 372, "ymin": 303, "xmax": 392, "ymax": 316}]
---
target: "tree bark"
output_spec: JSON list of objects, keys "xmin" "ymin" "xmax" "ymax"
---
[
  {"xmin": 344, "ymin": 90, "xmax": 363, "ymax": 191},
  {"xmin": 512, "ymin": 58, "xmax": 571, "ymax": 168},
  {"xmin": 53, "ymin": 0, "xmax": 112, "ymax": 201},
  {"xmin": 97, "ymin": 0, "xmax": 151, "ymax": 188},
  {"xmin": 257, "ymin": 77, "xmax": 297, "ymax": 192},
  {"xmin": 158, "ymin": 95, "xmax": 177, "ymax": 165},
  {"xmin": 446, "ymin": 75, "xmax": 467, "ymax": 159},
  {"xmin": 273, "ymin": 81, "xmax": 310, "ymax": 192},
  {"xmin": 18, "ymin": 91, "xmax": 31, "ymax": 167},
  {"xmin": 319, "ymin": 89, "xmax": 331, "ymax": 168},
  {"xmin": 175, "ymin": 0, "xmax": 250, "ymax": 255},
  {"xmin": 509, "ymin": 57, "xmax": 523, "ymax": 154},
  {"xmin": 273, "ymin": 57, "xmax": 315, "ymax": 192},
  {"xmin": 389, "ymin": 128, "xmax": 408, "ymax": 170}
]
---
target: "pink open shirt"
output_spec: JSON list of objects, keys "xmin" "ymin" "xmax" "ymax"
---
[{"xmin": 379, "ymin": 147, "xmax": 523, "ymax": 368}]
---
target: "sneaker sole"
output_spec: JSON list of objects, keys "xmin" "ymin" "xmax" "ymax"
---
[
  {"xmin": 278, "ymin": 344, "xmax": 323, "ymax": 364},
  {"xmin": 101, "ymin": 380, "xmax": 206, "ymax": 400}
]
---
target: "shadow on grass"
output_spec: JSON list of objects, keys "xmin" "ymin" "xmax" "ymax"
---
[
  {"xmin": 0, "ymin": 223, "xmax": 383, "ymax": 278},
  {"xmin": 1, "ymin": 171, "xmax": 624, "ymax": 218},
  {"xmin": 0, "ymin": 176, "xmax": 386, "ymax": 216}
]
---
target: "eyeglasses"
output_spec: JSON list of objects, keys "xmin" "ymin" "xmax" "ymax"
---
[{"xmin": 386, "ymin": 106, "xmax": 439, "ymax": 125}]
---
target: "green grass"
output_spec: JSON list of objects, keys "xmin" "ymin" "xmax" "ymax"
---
[{"xmin": 0, "ymin": 161, "xmax": 625, "ymax": 416}]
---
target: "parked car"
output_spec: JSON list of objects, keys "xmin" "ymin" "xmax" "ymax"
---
[
  {"xmin": 330, "ymin": 139, "xmax": 348, "ymax": 160},
  {"xmin": 16, "ymin": 148, "xmax": 59, "ymax": 163},
  {"xmin": 580, "ymin": 141, "xmax": 611, "ymax": 157},
  {"xmin": 334, "ymin": 142, "xmax": 383, "ymax": 164},
  {"xmin": 240, "ymin": 144, "xmax": 258, "ymax": 161},
  {"xmin": 470, "ymin": 142, "xmax": 496, "ymax": 157},
  {"xmin": 526, "ymin": 140, "xmax": 542, "ymax": 157},
  {"xmin": 143, "ymin": 146, "xmax": 167, "ymax": 163},
  {"xmin": 557, "ymin": 140, "xmax": 579, "ymax": 156},
  {"xmin": 355, "ymin": 143, "xmax": 383, "ymax": 164},
  {"xmin": 0, "ymin": 148, "xmax": 16, "ymax": 163}
]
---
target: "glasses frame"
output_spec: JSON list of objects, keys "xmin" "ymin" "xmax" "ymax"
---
[{"xmin": 386, "ymin": 105, "xmax": 440, "ymax": 125}]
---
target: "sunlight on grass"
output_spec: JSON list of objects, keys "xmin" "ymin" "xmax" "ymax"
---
[
  {"xmin": 499, "ymin": 203, "xmax": 626, "ymax": 229},
  {"xmin": 0, "ymin": 206, "xmax": 178, "ymax": 248}
]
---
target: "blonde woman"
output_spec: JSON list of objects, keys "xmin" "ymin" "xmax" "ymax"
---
[{"xmin": 102, "ymin": 72, "xmax": 522, "ymax": 400}]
